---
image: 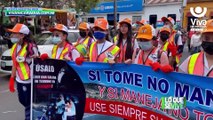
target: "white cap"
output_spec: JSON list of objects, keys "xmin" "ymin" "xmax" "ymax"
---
[{"xmin": 7, "ymin": 23, "xmax": 30, "ymax": 35}]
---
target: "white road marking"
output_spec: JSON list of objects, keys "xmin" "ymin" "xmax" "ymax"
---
[
  {"xmin": 0, "ymin": 89, "xmax": 10, "ymax": 93},
  {"xmin": 83, "ymin": 114, "xmax": 96, "ymax": 118},
  {"xmin": 2, "ymin": 111, "xmax": 16, "ymax": 114}
]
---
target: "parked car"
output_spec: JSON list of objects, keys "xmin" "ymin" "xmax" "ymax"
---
[{"xmin": 0, "ymin": 30, "xmax": 79, "ymax": 74}]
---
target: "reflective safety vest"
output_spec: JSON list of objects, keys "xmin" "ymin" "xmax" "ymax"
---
[
  {"xmin": 11, "ymin": 43, "xmax": 30, "ymax": 80},
  {"xmin": 168, "ymin": 31, "xmax": 181, "ymax": 64},
  {"xmin": 113, "ymin": 36, "xmax": 118, "ymax": 43},
  {"xmin": 117, "ymin": 39, "xmax": 135, "ymax": 63},
  {"xmin": 134, "ymin": 47, "xmax": 160, "ymax": 65},
  {"xmin": 188, "ymin": 52, "xmax": 213, "ymax": 77},
  {"xmin": 52, "ymin": 42, "xmax": 74, "ymax": 60},
  {"xmin": 89, "ymin": 42, "xmax": 120, "ymax": 63},
  {"xmin": 162, "ymin": 41, "xmax": 169, "ymax": 52},
  {"xmin": 75, "ymin": 37, "xmax": 91, "ymax": 57}
]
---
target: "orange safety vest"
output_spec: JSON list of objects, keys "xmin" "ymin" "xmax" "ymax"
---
[
  {"xmin": 168, "ymin": 31, "xmax": 181, "ymax": 64},
  {"xmin": 89, "ymin": 42, "xmax": 120, "ymax": 63},
  {"xmin": 52, "ymin": 42, "xmax": 74, "ymax": 60},
  {"xmin": 117, "ymin": 39, "xmax": 135, "ymax": 63},
  {"xmin": 188, "ymin": 52, "xmax": 213, "ymax": 77},
  {"xmin": 75, "ymin": 37, "xmax": 92, "ymax": 57},
  {"xmin": 11, "ymin": 43, "xmax": 30, "ymax": 80},
  {"xmin": 135, "ymin": 47, "xmax": 160, "ymax": 66}
]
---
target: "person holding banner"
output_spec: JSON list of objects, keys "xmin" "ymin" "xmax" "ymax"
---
[
  {"xmin": 116, "ymin": 18, "xmax": 139, "ymax": 63},
  {"xmin": 41, "ymin": 24, "xmax": 80, "ymax": 61},
  {"xmin": 8, "ymin": 23, "xmax": 39, "ymax": 120},
  {"xmin": 75, "ymin": 22, "xmax": 94, "ymax": 61},
  {"xmin": 161, "ymin": 17, "xmax": 183, "ymax": 71},
  {"xmin": 132, "ymin": 24, "xmax": 173, "ymax": 73},
  {"xmin": 89, "ymin": 18, "xmax": 120, "ymax": 63},
  {"xmin": 179, "ymin": 19, "xmax": 213, "ymax": 77}
]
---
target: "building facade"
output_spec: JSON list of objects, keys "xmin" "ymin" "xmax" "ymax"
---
[
  {"xmin": 183, "ymin": 0, "xmax": 213, "ymax": 31},
  {"xmin": 85, "ymin": 0, "xmax": 182, "ymax": 28}
]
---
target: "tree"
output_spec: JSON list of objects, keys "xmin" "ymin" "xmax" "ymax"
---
[{"xmin": 73, "ymin": 0, "xmax": 100, "ymax": 13}]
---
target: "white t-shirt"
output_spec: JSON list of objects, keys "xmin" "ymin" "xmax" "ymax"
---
[
  {"xmin": 179, "ymin": 53, "xmax": 213, "ymax": 76},
  {"xmin": 122, "ymin": 39, "xmax": 139, "ymax": 50},
  {"xmin": 16, "ymin": 44, "xmax": 38, "ymax": 84},
  {"xmin": 97, "ymin": 41, "xmax": 113, "ymax": 55},
  {"xmin": 190, "ymin": 34, "xmax": 201, "ymax": 47}
]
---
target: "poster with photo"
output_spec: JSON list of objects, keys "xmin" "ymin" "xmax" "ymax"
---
[{"xmin": 32, "ymin": 58, "xmax": 86, "ymax": 120}]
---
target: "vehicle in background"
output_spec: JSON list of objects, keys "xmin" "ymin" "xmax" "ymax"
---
[{"xmin": 0, "ymin": 30, "xmax": 79, "ymax": 74}]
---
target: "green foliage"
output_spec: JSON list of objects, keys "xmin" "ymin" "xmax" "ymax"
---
[{"xmin": 74, "ymin": 0, "xmax": 100, "ymax": 13}]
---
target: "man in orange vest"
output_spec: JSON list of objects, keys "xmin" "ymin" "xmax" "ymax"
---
[
  {"xmin": 179, "ymin": 19, "xmax": 213, "ymax": 77},
  {"xmin": 132, "ymin": 24, "xmax": 172, "ymax": 73},
  {"xmin": 161, "ymin": 17, "xmax": 183, "ymax": 71},
  {"xmin": 89, "ymin": 18, "xmax": 120, "ymax": 63},
  {"xmin": 8, "ymin": 23, "xmax": 39, "ymax": 120},
  {"xmin": 75, "ymin": 22, "xmax": 94, "ymax": 60}
]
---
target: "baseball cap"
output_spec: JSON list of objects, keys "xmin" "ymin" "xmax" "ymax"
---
[
  {"xmin": 7, "ymin": 23, "xmax": 30, "ymax": 35},
  {"xmin": 119, "ymin": 18, "xmax": 131, "ymax": 26},
  {"xmin": 202, "ymin": 19, "xmax": 213, "ymax": 33},
  {"xmin": 136, "ymin": 24, "xmax": 153, "ymax": 40},
  {"xmin": 93, "ymin": 18, "xmax": 109, "ymax": 31},
  {"xmin": 136, "ymin": 19, "xmax": 147, "ymax": 25},
  {"xmin": 49, "ymin": 24, "xmax": 68, "ymax": 33},
  {"xmin": 160, "ymin": 26, "xmax": 171, "ymax": 33},
  {"xmin": 79, "ymin": 22, "xmax": 90, "ymax": 30},
  {"xmin": 161, "ymin": 17, "xmax": 175, "ymax": 25}
]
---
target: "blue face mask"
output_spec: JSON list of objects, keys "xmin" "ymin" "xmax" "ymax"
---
[
  {"xmin": 94, "ymin": 31, "xmax": 106, "ymax": 40},
  {"xmin": 10, "ymin": 37, "xmax": 19, "ymax": 43},
  {"xmin": 52, "ymin": 36, "xmax": 62, "ymax": 44},
  {"xmin": 138, "ymin": 41, "xmax": 153, "ymax": 51}
]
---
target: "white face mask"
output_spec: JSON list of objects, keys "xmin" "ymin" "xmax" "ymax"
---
[
  {"xmin": 10, "ymin": 37, "xmax": 19, "ymax": 43},
  {"xmin": 138, "ymin": 41, "xmax": 153, "ymax": 51},
  {"xmin": 52, "ymin": 36, "xmax": 62, "ymax": 44}
]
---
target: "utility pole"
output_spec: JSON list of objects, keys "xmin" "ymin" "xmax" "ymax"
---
[{"xmin": 114, "ymin": 0, "xmax": 117, "ymax": 30}]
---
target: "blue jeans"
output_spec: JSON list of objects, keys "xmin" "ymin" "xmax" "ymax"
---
[{"xmin": 17, "ymin": 82, "xmax": 31, "ymax": 120}]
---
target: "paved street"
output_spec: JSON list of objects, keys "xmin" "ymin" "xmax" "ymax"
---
[{"xmin": 0, "ymin": 45, "xmax": 190, "ymax": 120}]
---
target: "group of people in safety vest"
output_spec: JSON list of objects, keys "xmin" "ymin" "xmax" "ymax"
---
[{"xmin": 7, "ymin": 16, "xmax": 213, "ymax": 120}]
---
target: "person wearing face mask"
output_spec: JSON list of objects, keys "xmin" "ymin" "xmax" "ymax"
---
[
  {"xmin": 116, "ymin": 18, "xmax": 139, "ymax": 64},
  {"xmin": 7, "ymin": 23, "xmax": 39, "ymax": 120},
  {"xmin": 179, "ymin": 19, "xmax": 213, "ymax": 77},
  {"xmin": 89, "ymin": 18, "xmax": 120, "ymax": 63},
  {"xmin": 75, "ymin": 22, "xmax": 94, "ymax": 60},
  {"xmin": 158, "ymin": 26, "xmax": 171, "ymax": 53},
  {"xmin": 132, "ymin": 24, "xmax": 172, "ymax": 72},
  {"xmin": 43, "ymin": 24, "xmax": 80, "ymax": 61},
  {"xmin": 161, "ymin": 17, "xmax": 183, "ymax": 71}
]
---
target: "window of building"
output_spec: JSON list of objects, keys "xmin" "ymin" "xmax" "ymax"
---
[
  {"xmin": 132, "ymin": 16, "xmax": 141, "ymax": 23},
  {"xmin": 88, "ymin": 17, "xmax": 95, "ymax": 23},
  {"xmin": 167, "ymin": 14, "xmax": 176, "ymax": 24},
  {"xmin": 149, "ymin": 14, "xmax": 157, "ymax": 28}
]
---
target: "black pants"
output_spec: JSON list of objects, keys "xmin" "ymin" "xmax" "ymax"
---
[{"xmin": 17, "ymin": 82, "xmax": 31, "ymax": 120}]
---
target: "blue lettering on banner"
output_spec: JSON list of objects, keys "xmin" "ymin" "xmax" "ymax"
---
[
  {"xmin": 104, "ymin": 70, "xmax": 143, "ymax": 88},
  {"xmin": 175, "ymin": 82, "xmax": 213, "ymax": 107},
  {"xmin": 147, "ymin": 76, "xmax": 169, "ymax": 94},
  {"xmin": 88, "ymin": 70, "xmax": 100, "ymax": 81}
]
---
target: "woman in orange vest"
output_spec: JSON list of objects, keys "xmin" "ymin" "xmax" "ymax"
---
[
  {"xmin": 116, "ymin": 18, "xmax": 139, "ymax": 63},
  {"xmin": 158, "ymin": 26, "xmax": 171, "ymax": 54},
  {"xmin": 8, "ymin": 23, "xmax": 39, "ymax": 120},
  {"xmin": 89, "ymin": 18, "xmax": 120, "ymax": 63},
  {"xmin": 42, "ymin": 24, "xmax": 80, "ymax": 61},
  {"xmin": 179, "ymin": 19, "xmax": 213, "ymax": 77},
  {"xmin": 132, "ymin": 24, "xmax": 172, "ymax": 72},
  {"xmin": 75, "ymin": 22, "xmax": 94, "ymax": 60},
  {"xmin": 161, "ymin": 17, "xmax": 183, "ymax": 71}
]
